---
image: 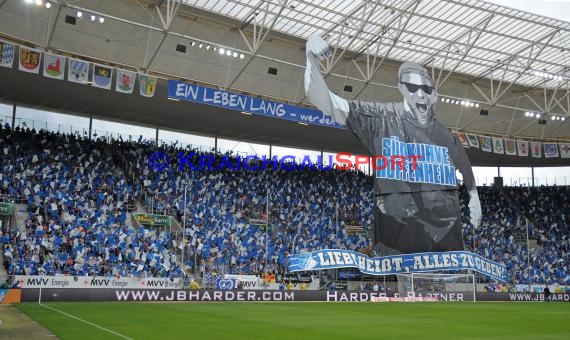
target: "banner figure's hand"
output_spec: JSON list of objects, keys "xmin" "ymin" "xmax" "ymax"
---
[
  {"xmin": 306, "ymin": 35, "xmax": 331, "ymax": 60},
  {"xmin": 468, "ymin": 190, "xmax": 482, "ymax": 228}
]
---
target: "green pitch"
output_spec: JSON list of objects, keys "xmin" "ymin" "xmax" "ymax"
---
[{"xmin": 15, "ymin": 302, "xmax": 570, "ymax": 340}]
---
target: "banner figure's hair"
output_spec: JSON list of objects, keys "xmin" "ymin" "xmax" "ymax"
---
[{"xmin": 398, "ymin": 62, "xmax": 432, "ymax": 83}]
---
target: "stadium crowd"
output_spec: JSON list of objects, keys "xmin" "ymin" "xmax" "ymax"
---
[{"xmin": 1, "ymin": 124, "xmax": 568, "ymax": 286}]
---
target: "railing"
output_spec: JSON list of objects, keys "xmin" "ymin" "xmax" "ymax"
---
[{"xmin": 476, "ymin": 176, "xmax": 570, "ymax": 187}]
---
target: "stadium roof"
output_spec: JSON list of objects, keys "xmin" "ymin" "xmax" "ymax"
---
[
  {"xmin": 184, "ymin": 0, "xmax": 570, "ymax": 88},
  {"xmin": 0, "ymin": 0, "xmax": 569, "ymax": 165}
]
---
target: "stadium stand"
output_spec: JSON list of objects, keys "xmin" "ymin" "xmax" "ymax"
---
[{"xmin": 1, "ymin": 124, "xmax": 568, "ymax": 286}]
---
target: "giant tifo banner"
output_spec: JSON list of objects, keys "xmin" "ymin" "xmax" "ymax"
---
[
  {"xmin": 19, "ymin": 289, "xmax": 570, "ymax": 303},
  {"xmin": 167, "ymin": 80, "xmax": 343, "ymax": 128},
  {"xmin": 15, "ymin": 276, "xmax": 181, "ymax": 289},
  {"xmin": 288, "ymin": 249, "xmax": 508, "ymax": 282}
]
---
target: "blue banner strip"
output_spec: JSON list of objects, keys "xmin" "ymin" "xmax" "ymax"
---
[
  {"xmin": 288, "ymin": 249, "xmax": 509, "ymax": 282},
  {"xmin": 167, "ymin": 80, "xmax": 344, "ymax": 129}
]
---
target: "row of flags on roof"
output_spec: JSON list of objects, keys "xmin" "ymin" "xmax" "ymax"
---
[
  {"xmin": 1, "ymin": 40, "xmax": 569, "ymax": 156},
  {"xmin": 453, "ymin": 131, "xmax": 570, "ymax": 159},
  {"xmin": 0, "ymin": 40, "xmax": 156, "ymax": 97}
]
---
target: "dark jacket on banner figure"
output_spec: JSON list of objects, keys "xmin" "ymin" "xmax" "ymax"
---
[{"xmin": 304, "ymin": 35, "xmax": 482, "ymax": 255}]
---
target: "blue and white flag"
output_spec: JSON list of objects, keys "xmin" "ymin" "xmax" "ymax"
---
[
  {"xmin": 215, "ymin": 278, "xmax": 237, "ymax": 290},
  {"xmin": 544, "ymin": 143, "xmax": 559, "ymax": 158},
  {"xmin": 288, "ymin": 249, "xmax": 509, "ymax": 282},
  {"xmin": 0, "ymin": 41, "xmax": 15, "ymax": 68},
  {"xmin": 68, "ymin": 58, "xmax": 89, "ymax": 84}
]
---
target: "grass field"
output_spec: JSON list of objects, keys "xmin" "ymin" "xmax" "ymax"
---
[{"xmin": 13, "ymin": 302, "xmax": 570, "ymax": 340}]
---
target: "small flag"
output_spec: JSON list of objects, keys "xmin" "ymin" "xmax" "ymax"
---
[
  {"xmin": 466, "ymin": 134, "xmax": 479, "ymax": 148},
  {"xmin": 531, "ymin": 142, "xmax": 541, "ymax": 158},
  {"xmin": 68, "ymin": 58, "xmax": 89, "ymax": 84},
  {"xmin": 43, "ymin": 53, "xmax": 65, "ymax": 80},
  {"xmin": 92, "ymin": 64, "xmax": 113, "ymax": 90},
  {"xmin": 505, "ymin": 139, "xmax": 516, "ymax": 155},
  {"xmin": 544, "ymin": 143, "xmax": 559, "ymax": 158},
  {"xmin": 139, "ymin": 73, "xmax": 157, "ymax": 98},
  {"xmin": 479, "ymin": 136, "xmax": 492, "ymax": 152},
  {"xmin": 0, "ymin": 41, "xmax": 15, "ymax": 68},
  {"xmin": 559, "ymin": 143, "xmax": 570, "ymax": 158},
  {"xmin": 115, "ymin": 69, "xmax": 136, "ymax": 94},
  {"xmin": 517, "ymin": 140, "xmax": 529, "ymax": 157},
  {"xmin": 18, "ymin": 47, "xmax": 41, "ymax": 74},
  {"xmin": 454, "ymin": 132, "xmax": 469, "ymax": 147},
  {"xmin": 492, "ymin": 137, "xmax": 504, "ymax": 154}
]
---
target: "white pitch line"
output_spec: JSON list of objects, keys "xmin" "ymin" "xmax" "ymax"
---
[{"xmin": 40, "ymin": 304, "xmax": 133, "ymax": 340}]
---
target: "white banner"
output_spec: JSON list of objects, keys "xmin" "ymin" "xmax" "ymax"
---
[
  {"xmin": 15, "ymin": 275, "xmax": 181, "ymax": 289},
  {"xmin": 223, "ymin": 274, "xmax": 320, "ymax": 290}
]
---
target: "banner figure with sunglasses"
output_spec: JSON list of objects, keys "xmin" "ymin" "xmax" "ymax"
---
[{"xmin": 304, "ymin": 35, "xmax": 481, "ymax": 255}]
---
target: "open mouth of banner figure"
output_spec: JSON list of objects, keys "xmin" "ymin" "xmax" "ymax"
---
[{"xmin": 416, "ymin": 103, "xmax": 428, "ymax": 112}]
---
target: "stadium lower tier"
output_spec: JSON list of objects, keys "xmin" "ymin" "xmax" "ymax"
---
[{"xmin": 1, "ymin": 126, "xmax": 569, "ymax": 285}]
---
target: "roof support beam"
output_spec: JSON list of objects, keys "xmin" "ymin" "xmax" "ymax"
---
[
  {"xmin": 226, "ymin": 0, "xmax": 289, "ymax": 91},
  {"xmin": 323, "ymin": 0, "xmax": 379, "ymax": 75},
  {"xmin": 142, "ymin": 0, "xmax": 183, "ymax": 72},
  {"xmin": 427, "ymin": 14, "xmax": 494, "ymax": 89},
  {"xmin": 472, "ymin": 30, "xmax": 558, "ymax": 107},
  {"xmin": 352, "ymin": 0, "xmax": 421, "ymax": 100},
  {"xmin": 44, "ymin": 3, "xmax": 63, "ymax": 51}
]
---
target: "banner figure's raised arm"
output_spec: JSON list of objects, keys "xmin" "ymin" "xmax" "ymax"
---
[{"xmin": 304, "ymin": 34, "xmax": 482, "ymax": 255}]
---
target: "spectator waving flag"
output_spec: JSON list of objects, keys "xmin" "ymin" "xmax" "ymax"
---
[{"xmin": 0, "ymin": 41, "xmax": 15, "ymax": 68}]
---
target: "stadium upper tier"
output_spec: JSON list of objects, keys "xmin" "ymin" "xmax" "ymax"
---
[
  {"xmin": 0, "ymin": 0, "xmax": 569, "ymax": 147},
  {"xmin": 1, "ymin": 125, "xmax": 568, "ymax": 284}
]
